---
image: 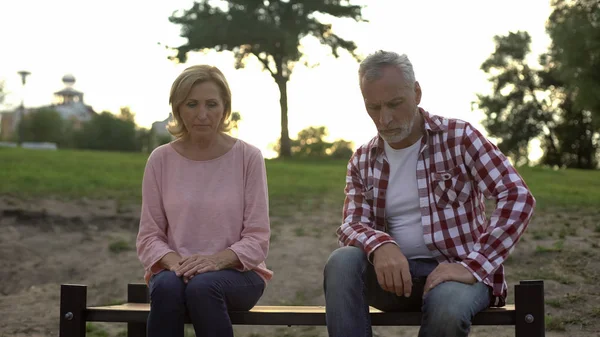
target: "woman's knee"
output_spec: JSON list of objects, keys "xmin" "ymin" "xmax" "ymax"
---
[
  {"xmin": 185, "ymin": 270, "xmax": 264, "ymax": 312},
  {"xmin": 149, "ymin": 271, "xmax": 185, "ymax": 304},
  {"xmin": 184, "ymin": 271, "xmax": 225, "ymax": 302}
]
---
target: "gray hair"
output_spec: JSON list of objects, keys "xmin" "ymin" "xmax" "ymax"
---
[{"xmin": 358, "ymin": 51, "xmax": 416, "ymax": 88}]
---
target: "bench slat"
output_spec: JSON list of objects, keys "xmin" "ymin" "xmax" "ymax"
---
[
  {"xmin": 87, "ymin": 304, "xmax": 516, "ymax": 313},
  {"xmin": 85, "ymin": 304, "xmax": 516, "ymax": 326}
]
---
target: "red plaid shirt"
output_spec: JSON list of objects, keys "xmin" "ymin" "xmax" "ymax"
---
[{"xmin": 337, "ymin": 109, "xmax": 536, "ymax": 307}]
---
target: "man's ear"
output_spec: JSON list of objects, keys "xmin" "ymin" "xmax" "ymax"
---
[{"xmin": 414, "ymin": 81, "xmax": 422, "ymax": 105}]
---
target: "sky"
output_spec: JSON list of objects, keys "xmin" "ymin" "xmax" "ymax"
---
[{"xmin": 0, "ymin": 0, "xmax": 553, "ymax": 158}]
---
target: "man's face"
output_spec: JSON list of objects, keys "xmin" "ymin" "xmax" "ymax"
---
[{"xmin": 360, "ymin": 66, "xmax": 422, "ymax": 145}]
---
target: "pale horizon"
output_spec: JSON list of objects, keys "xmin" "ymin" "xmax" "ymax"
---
[{"xmin": 0, "ymin": 0, "xmax": 552, "ymax": 159}]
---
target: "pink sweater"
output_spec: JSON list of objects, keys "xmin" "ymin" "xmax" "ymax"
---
[{"xmin": 136, "ymin": 140, "xmax": 273, "ymax": 284}]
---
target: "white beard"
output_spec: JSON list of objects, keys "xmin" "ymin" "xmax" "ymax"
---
[{"xmin": 379, "ymin": 108, "xmax": 417, "ymax": 144}]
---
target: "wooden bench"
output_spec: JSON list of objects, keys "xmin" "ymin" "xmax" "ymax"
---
[{"xmin": 59, "ymin": 280, "xmax": 545, "ymax": 337}]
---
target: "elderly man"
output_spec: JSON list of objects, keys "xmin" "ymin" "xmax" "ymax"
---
[{"xmin": 323, "ymin": 50, "xmax": 536, "ymax": 337}]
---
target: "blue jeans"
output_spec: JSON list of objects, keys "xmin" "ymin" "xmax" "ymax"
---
[
  {"xmin": 323, "ymin": 246, "xmax": 491, "ymax": 337},
  {"xmin": 147, "ymin": 269, "xmax": 265, "ymax": 337}
]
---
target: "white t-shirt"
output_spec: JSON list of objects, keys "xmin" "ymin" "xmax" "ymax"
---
[{"xmin": 383, "ymin": 138, "xmax": 432, "ymax": 259}]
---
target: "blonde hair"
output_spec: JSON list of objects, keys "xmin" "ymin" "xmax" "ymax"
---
[{"xmin": 167, "ymin": 65, "xmax": 233, "ymax": 138}]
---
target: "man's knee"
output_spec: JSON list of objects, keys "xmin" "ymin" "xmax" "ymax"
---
[
  {"xmin": 423, "ymin": 304, "xmax": 471, "ymax": 333},
  {"xmin": 149, "ymin": 271, "xmax": 185, "ymax": 304},
  {"xmin": 324, "ymin": 246, "xmax": 366, "ymax": 286},
  {"xmin": 421, "ymin": 281, "xmax": 490, "ymax": 335}
]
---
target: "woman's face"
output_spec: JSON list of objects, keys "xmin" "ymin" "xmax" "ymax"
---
[{"xmin": 179, "ymin": 81, "xmax": 225, "ymax": 138}]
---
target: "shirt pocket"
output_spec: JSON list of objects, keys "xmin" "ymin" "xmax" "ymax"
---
[{"xmin": 431, "ymin": 165, "xmax": 472, "ymax": 209}]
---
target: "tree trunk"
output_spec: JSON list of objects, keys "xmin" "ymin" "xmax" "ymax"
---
[
  {"xmin": 276, "ymin": 76, "xmax": 291, "ymax": 158},
  {"xmin": 273, "ymin": 54, "xmax": 291, "ymax": 158}
]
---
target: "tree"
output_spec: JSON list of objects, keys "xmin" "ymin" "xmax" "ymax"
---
[
  {"xmin": 228, "ymin": 111, "xmax": 242, "ymax": 136},
  {"xmin": 119, "ymin": 106, "xmax": 136, "ymax": 123},
  {"xmin": 273, "ymin": 125, "xmax": 353, "ymax": 159},
  {"xmin": 0, "ymin": 80, "xmax": 6, "ymax": 106},
  {"xmin": 475, "ymin": 30, "xmax": 598, "ymax": 169},
  {"xmin": 136, "ymin": 128, "xmax": 153, "ymax": 153},
  {"xmin": 474, "ymin": 31, "xmax": 559, "ymax": 166},
  {"xmin": 328, "ymin": 139, "xmax": 354, "ymax": 159},
  {"xmin": 291, "ymin": 126, "xmax": 331, "ymax": 157},
  {"xmin": 75, "ymin": 111, "xmax": 139, "ymax": 152},
  {"xmin": 18, "ymin": 108, "xmax": 66, "ymax": 145},
  {"xmin": 167, "ymin": 0, "xmax": 364, "ymax": 157},
  {"xmin": 546, "ymin": 0, "xmax": 600, "ymax": 120},
  {"xmin": 545, "ymin": 0, "xmax": 600, "ymax": 168},
  {"xmin": 551, "ymin": 96, "xmax": 597, "ymax": 168}
]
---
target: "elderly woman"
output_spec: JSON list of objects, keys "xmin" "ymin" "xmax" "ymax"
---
[{"xmin": 136, "ymin": 65, "xmax": 272, "ymax": 337}]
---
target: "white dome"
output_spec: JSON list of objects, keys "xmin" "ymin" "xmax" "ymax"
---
[{"xmin": 62, "ymin": 74, "xmax": 76, "ymax": 85}]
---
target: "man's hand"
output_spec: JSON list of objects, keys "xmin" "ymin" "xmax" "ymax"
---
[
  {"xmin": 174, "ymin": 254, "xmax": 221, "ymax": 283},
  {"xmin": 423, "ymin": 263, "xmax": 477, "ymax": 296},
  {"xmin": 372, "ymin": 243, "xmax": 412, "ymax": 297}
]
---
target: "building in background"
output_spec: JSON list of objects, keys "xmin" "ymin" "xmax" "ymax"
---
[
  {"xmin": 149, "ymin": 114, "xmax": 174, "ymax": 149},
  {"xmin": 151, "ymin": 115, "xmax": 171, "ymax": 138},
  {"xmin": 0, "ymin": 74, "xmax": 96, "ymax": 140},
  {"xmin": 0, "ymin": 111, "xmax": 16, "ymax": 140},
  {"xmin": 51, "ymin": 74, "xmax": 95, "ymax": 129}
]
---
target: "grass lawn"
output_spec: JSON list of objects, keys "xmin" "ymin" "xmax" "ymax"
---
[
  {"xmin": 1, "ymin": 147, "xmax": 598, "ymax": 210},
  {"xmin": 0, "ymin": 147, "xmax": 349, "ymax": 211}
]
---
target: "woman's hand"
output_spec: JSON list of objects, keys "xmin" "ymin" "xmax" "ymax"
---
[
  {"xmin": 158, "ymin": 252, "xmax": 183, "ymax": 271},
  {"xmin": 174, "ymin": 255, "xmax": 220, "ymax": 282},
  {"xmin": 174, "ymin": 250, "xmax": 241, "ymax": 283}
]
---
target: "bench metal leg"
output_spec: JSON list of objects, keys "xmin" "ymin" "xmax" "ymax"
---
[
  {"xmin": 127, "ymin": 283, "xmax": 149, "ymax": 337},
  {"xmin": 515, "ymin": 280, "xmax": 545, "ymax": 337},
  {"xmin": 60, "ymin": 284, "xmax": 87, "ymax": 337}
]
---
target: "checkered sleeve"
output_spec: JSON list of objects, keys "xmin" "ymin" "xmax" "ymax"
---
[
  {"xmin": 459, "ymin": 123, "xmax": 536, "ymax": 281},
  {"xmin": 337, "ymin": 150, "xmax": 395, "ymax": 262}
]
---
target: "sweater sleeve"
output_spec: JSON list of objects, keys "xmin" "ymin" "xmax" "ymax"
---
[
  {"xmin": 228, "ymin": 148, "xmax": 270, "ymax": 271},
  {"xmin": 135, "ymin": 154, "xmax": 174, "ymax": 275}
]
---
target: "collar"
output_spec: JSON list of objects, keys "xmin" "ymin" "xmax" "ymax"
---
[{"xmin": 371, "ymin": 108, "xmax": 446, "ymax": 154}]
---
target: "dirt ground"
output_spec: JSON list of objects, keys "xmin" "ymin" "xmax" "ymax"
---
[{"xmin": 0, "ymin": 195, "xmax": 599, "ymax": 337}]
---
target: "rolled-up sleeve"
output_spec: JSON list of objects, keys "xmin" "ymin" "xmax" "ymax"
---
[
  {"xmin": 338, "ymin": 151, "xmax": 395, "ymax": 262},
  {"xmin": 459, "ymin": 123, "xmax": 536, "ymax": 281}
]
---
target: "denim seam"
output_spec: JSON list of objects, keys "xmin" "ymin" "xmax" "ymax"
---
[{"xmin": 360, "ymin": 260, "xmax": 371, "ymax": 337}]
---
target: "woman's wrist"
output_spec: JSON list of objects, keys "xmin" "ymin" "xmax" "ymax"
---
[
  {"xmin": 159, "ymin": 252, "xmax": 182, "ymax": 270},
  {"xmin": 214, "ymin": 249, "xmax": 241, "ymax": 270}
]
